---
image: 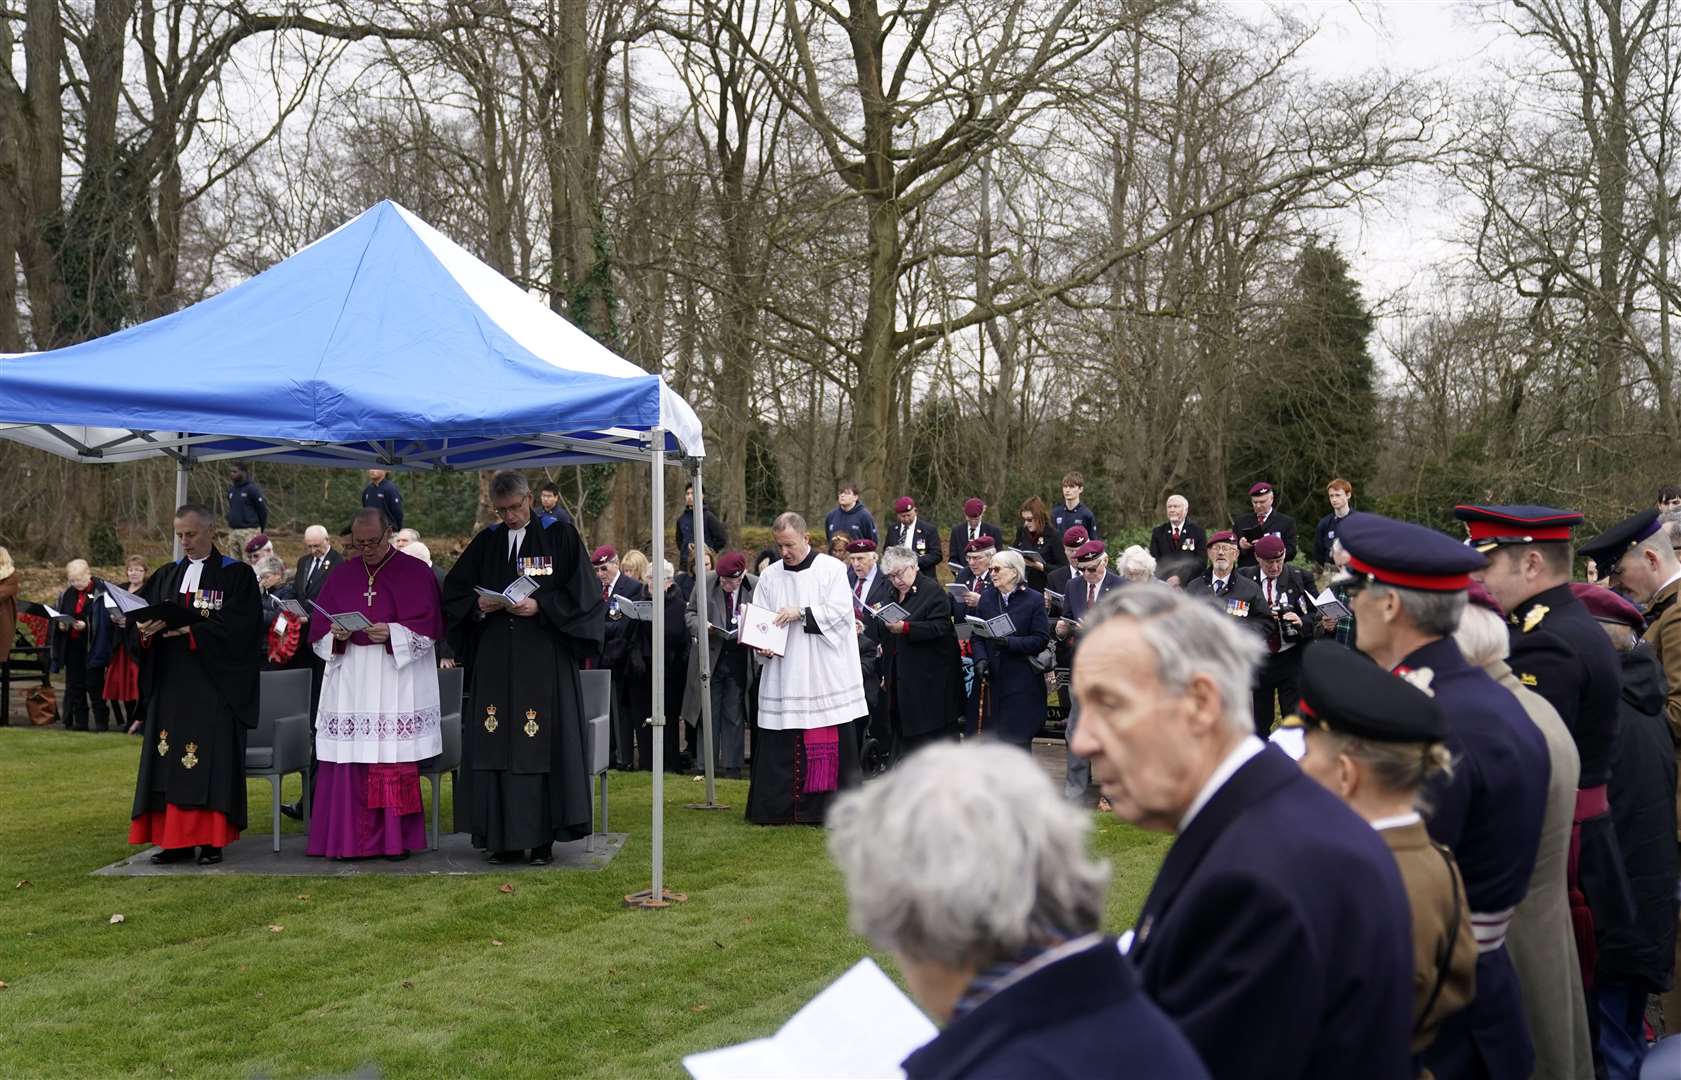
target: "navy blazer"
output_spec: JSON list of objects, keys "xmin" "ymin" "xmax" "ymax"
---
[
  {"xmin": 1061, "ymin": 569, "xmax": 1124, "ymax": 625},
  {"xmin": 1149, "ymin": 520, "xmax": 1208, "ymax": 581},
  {"xmin": 1404, "ymin": 636, "xmax": 1549, "ymax": 1080},
  {"xmin": 1131, "ymin": 744, "xmax": 1415, "ymax": 1080},
  {"xmin": 974, "ymin": 585, "xmax": 1051, "ymax": 744},
  {"xmin": 903, "ymin": 936, "xmax": 1210, "ymax": 1080},
  {"xmin": 947, "ymin": 521, "xmax": 1006, "ymax": 564},
  {"xmin": 1506, "ymin": 582, "xmax": 1623, "ymax": 787},
  {"xmin": 889, "ymin": 517, "xmax": 945, "ymax": 575}
]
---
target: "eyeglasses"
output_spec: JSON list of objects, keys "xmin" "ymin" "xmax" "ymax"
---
[
  {"xmin": 350, "ymin": 535, "xmax": 388, "ymax": 550},
  {"xmin": 491, "ymin": 503, "xmax": 527, "ymax": 517}
]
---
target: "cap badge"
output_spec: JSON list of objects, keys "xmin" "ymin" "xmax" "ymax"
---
[{"xmin": 1521, "ymin": 605, "xmax": 1549, "ymax": 633}]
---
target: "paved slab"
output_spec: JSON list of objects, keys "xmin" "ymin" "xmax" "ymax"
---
[{"xmin": 92, "ymin": 831, "xmax": 625, "ymax": 878}]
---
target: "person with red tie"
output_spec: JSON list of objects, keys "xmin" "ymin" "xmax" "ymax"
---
[
  {"xmin": 686, "ymin": 550, "xmax": 757, "ymax": 779},
  {"xmin": 1148, "ymin": 495, "xmax": 1209, "ymax": 585},
  {"xmin": 1058, "ymin": 541, "xmax": 1124, "ymax": 804},
  {"xmin": 1233, "ymin": 481, "xmax": 1298, "ymax": 568},
  {"xmin": 1240, "ymin": 534, "xmax": 1320, "ymax": 735},
  {"xmin": 947, "ymin": 497, "xmax": 1005, "ymax": 568}
]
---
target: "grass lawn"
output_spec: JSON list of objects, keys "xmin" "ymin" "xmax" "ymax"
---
[{"xmin": 0, "ymin": 726, "xmax": 1170, "ymax": 1079}]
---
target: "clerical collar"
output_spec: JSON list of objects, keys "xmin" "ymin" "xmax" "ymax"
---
[
  {"xmin": 786, "ymin": 548, "xmax": 818, "ymax": 572},
  {"xmin": 187, "ymin": 555, "xmax": 207, "ymax": 565}
]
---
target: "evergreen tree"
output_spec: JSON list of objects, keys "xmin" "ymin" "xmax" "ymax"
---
[{"xmin": 1229, "ymin": 242, "xmax": 1377, "ymax": 532}]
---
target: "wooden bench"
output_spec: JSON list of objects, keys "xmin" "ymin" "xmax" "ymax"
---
[{"xmin": 1, "ymin": 639, "xmax": 51, "ymax": 725}]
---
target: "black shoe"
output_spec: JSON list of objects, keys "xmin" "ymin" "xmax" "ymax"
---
[
  {"xmin": 384, "ymin": 852, "xmax": 410, "ymax": 862},
  {"xmin": 92, "ymin": 723, "xmax": 109, "ymax": 733},
  {"xmin": 280, "ymin": 801, "xmax": 303, "ymax": 820},
  {"xmin": 528, "ymin": 845, "xmax": 552, "ymax": 865},
  {"xmin": 488, "ymin": 850, "xmax": 521, "ymax": 864},
  {"xmin": 149, "ymin": 847, "xmax": 193, "ymax": 865},
  {"xmin": 196, "ymin": 846, "xmax": 223, "ymax": 866}
]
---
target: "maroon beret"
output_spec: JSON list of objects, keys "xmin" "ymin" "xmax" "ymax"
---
[
  {"xmin": 846, "ymin": 538, "xmax": 877, "ymax": 554},
  {"xmin": 1209, "ymin": 530, "xmax": 1237, "ymax": 547},
  {"xmin": 591, "ymin": 545, "xmax": 617, "ymax": 565},
  {"xmin": 1571, "ymin": 582, "xmax": 1645, "ymax": 632},
  {"xmin": 1073, "ymin": 540, "xmax": 1107, "ymax": 564},
  {"xmin": 1255, "ymin": 535, "xmax": 1286, "ymax": 560},
  {"xmin": 893, "ymin": 496, "xmax": 915, "ymax": 513},
  {"xmin": 1061, "ymin": 525, "xmax": 1089, "ymax": 547},
  {"xmin": 716, "ymin": 551, "xmax": 747, "ymax": 577},
  {"xmin": 962, "ymin": 497, "xmax": 985, "ymax": 518},
  {"xmin": 965, "ymin": 536, "xmax": 998, "ymax": 554},
  {"xmin": 244, "ymin": 533, "xmax": 271, "ymax": 554},
  {"xmin": 1249, "ymin": 482, "xmax": 1273, "ymax": 497}
]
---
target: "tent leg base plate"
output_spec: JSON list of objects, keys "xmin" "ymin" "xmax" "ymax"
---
[{"xmin": 624, "ymin": 887, "xmax": 688, "ymax": 909}]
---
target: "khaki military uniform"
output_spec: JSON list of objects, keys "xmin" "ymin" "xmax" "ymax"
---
[{"xmin": 1381, "ymin": 819, "xmax": 1477, "ymax": 1068}]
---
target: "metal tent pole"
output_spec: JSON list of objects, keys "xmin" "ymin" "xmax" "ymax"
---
[
  {"xmin": 625, "ymin": 430, "xmax": 685, "ymax": 909},
  {"xmin": 685, "ymin": 460, "xmax": 727, "ymax": 811},
  {"xmin": 172, "ymin": 454, "xmax": 190, "ymax": 560}
]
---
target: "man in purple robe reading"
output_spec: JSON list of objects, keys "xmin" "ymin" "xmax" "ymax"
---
[{"xmin": 306, "ymin": 507, "xmax": 445, "ymax": 860}]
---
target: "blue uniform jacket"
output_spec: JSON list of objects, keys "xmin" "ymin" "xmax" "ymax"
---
[
  {"xmin": 361, "ymin": 477, "xmax": 404, "ymax": 531},
  {"xmin": 1130, "ymin": 744, "xmax": 1415, "ymax": 1080},
  {"xmin": 903, "ymin": 936, "xmax": 1210, "ymax": 1080},
  {"xmin": 1402, "ymin": 636, "xmax": 1549, "ymax": 1080},
  {"xmin": 973, "ymin": 585, "xmax": 1050, "ymax": 744},
  {"xmin": 824, "ymin": 503, "xmax": 878, "ymax": 544},
  {"xmin": 1051, "ymin": 500, "xmax": 1099, "ymax": 540}
]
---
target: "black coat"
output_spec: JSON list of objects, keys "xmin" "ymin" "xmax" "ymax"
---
[
  {"xmin": 602, "ymin": 572, "xmax": 652, "ymax": 671},
  {"xmin": 1240, "ymin": 564, "xmax": 1320, "ymax": 651},
  {"xmin": 1011, "ymin": 525, "xmax": 1067, "ymax": 593},
  {"xmin": 292, "ymin": 549, "xmax": 342, "ymax": 605},
  {"xmin": 1149, "ymin": 520, "xmax": 1209, "ymax": 581},
  {"xmin": 973, "ymin": 585, "xmax": 1051, "ymax": 744},
  {"xmin": 1600, "ymin": 643, "xmax": 1679, "ymax": 991},
  {"xmin": 1232, "ymin": 509, "xmax": 1297, "ymax": 567},
  {"xmin": 1184, "ymin": 570, "xmax": 1273, "ymax": 638},
  {"xmin": 903, "ymin": 936, "xmax": 1209, "ymax": 1080},
  {"xmin": 1507, "ymin": 582, "xmax": 1624, "ymax": 785},
  {"xmin": 675, "ymin": 507, "xmax": 728, "ymax": 559},
  {"xmin": 946, "ymin": 521, "xmax": 1006, "ymax": 564},
  {"xmin": 50, "ymin": 582, "xmax": 116, "ymax": 670},
  {"xmin": 878, "ymin": 574, "xmax": 962, "ymax": 738},
  {"xmin": 887, "ymin": 517, "xmax": 944, "ymax": 575}
]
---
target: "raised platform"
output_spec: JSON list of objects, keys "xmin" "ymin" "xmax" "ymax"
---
[{"xmin": 93, "ymin": 830, "xmax": 626, "ymax": 877}]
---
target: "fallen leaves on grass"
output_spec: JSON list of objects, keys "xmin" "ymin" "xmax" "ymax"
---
[
  {"xmin": 498, "ymin": 883, "xmax": 515, "ymax": 894},
  {"xmin": 0, "ymin": 980, "xmax": 9, "ymax": 990},
  {"xmin": 490, "ymin": 938, "xmax": 504, "ymax": 947},
  {"xmin": 401, "ymin": 980, "xmax": 414, "ymax": 990},
  {"xmin": 295, "ymin": 894, "xmax": 311, "ymax": 902},
  {"xmin": 689, "ymin": 1003, "xmax": 708, "ymax": 1014},
  {"xmin": 14, "ymin": 880, "xmax": 28, "ymax": 889},
  {"xmin": 108, "ymin": 914, "xmax": 124, "ymax": 925},
  {"xmin": 267, "ymin": 925, "xmax": 284, "ymax": 934}
]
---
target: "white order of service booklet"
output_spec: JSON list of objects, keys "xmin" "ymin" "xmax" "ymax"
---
[{"xmin": 683, "ymin": 958, "xmax": 936, "ymax": 1079}]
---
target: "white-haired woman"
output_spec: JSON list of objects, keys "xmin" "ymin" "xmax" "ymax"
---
[
  {"xmin": 877, "ymin": 546, "xmax": 962, "ymax": 762},
  {"xmin": 827, "ymin": 742, "xmax": 1208, "ymax": 1080},
  {"xmin": 972, "ymin": 549, "xmax": 1051, "ymax": 749},
  {"xmin": 50, "ymin": 558, "xmax": 115, "ymax": 731},
  {"xmin": 1116, "ymin": 545, "xmax": 1156, "ymax": 584}
]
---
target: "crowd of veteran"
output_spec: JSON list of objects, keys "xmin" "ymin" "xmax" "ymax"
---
[{"xmin": 18, "ymin": 464, "xmax": 1681, "ymax": 1078}]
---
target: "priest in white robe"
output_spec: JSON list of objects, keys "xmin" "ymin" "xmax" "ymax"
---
[
  {"xmin": 306, "ymin": 508, "xmax": 444, "ymax": 859},
  {"xmin": 745, "ymin": 512, "xmax": 868, "ymax": 824}
]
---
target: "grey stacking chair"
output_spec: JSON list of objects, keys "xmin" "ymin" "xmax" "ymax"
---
[
  {"xmin": 579, "ymin": 669, "xmax": 612, "ymax": 852},
  {"xmin": 246, "ymin": 668, "xmax": 313, "ymax": 853}
]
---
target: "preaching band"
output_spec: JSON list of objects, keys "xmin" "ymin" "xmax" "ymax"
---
[{"xmin": 110, "ymin": 474, "xmax": 1681, "ymax": 1080}]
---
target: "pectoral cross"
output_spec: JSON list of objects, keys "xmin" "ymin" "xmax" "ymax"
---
[{"xmin": 363, "ymin": 583, "xmax": 377, "ymax": 606}]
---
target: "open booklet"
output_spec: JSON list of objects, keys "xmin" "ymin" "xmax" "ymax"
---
[
  {"xmin": 683, "ymin": 957, "xmax": 936, "ymax": 1080},
  {"xmin": 737, "ymin": 602, "xmax": 789, "ymax": 656},
  {"xmin": 610, "ymin": 596, "xmax": 656, "ymax": 622},
  {"xmin": 964, "ymin": 612, "xmax": 1017, "ymax": 639},
  {"xmin": 100, "ymin": 586, "xmax": 197, "ymax": 629},
  {"xmin": 1312, "ymin": 588, "xmax": 1351, "ymax": 622},
  {"xmin": 309, "ymin": 600, "xmax": 374, "ymax": 633},
  {"xmin": 1012, "ymin": 546, "xmax": 1046, "ymax": 565},
  {"xmin": 866, "ymin": 601, "xmax": 911, "ymax": 624},
  {"xmin": 944, "ymin": 582, "xmax": 970, "ymax": 600},
  {"xmin": 475, "ymin": 574, "xmax": 539, "ymax": 609}
]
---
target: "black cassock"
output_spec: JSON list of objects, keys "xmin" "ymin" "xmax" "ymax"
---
[
  {"xmin": 130, "ymin": 549, "xmax": 262, "ymax": 830},
  {"xmin": 443, "ymin": 519, "xmax": 605, "ymax": 848}
]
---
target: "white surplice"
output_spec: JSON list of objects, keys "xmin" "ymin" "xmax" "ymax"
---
[
  {"xmin": 313, "ymin": 624, "xmax": 442, "ymax": 763},
  {"xmin": 752, "ymin": 551, "xmax": 867, "ymax": 731}
]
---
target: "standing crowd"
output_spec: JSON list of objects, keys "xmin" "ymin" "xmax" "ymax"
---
[{"xmin": 12, "ymin": 460, "xmax": 1681, "ymax": 1078}]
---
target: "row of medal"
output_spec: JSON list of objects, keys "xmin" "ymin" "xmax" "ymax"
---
[
  {"xmin": 518, "ymin": 556, "xmax": 556, "ymax": 576},
  {"xmin": 190, "ymin": 590, "xmax": 225, "ymax": 612}
]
